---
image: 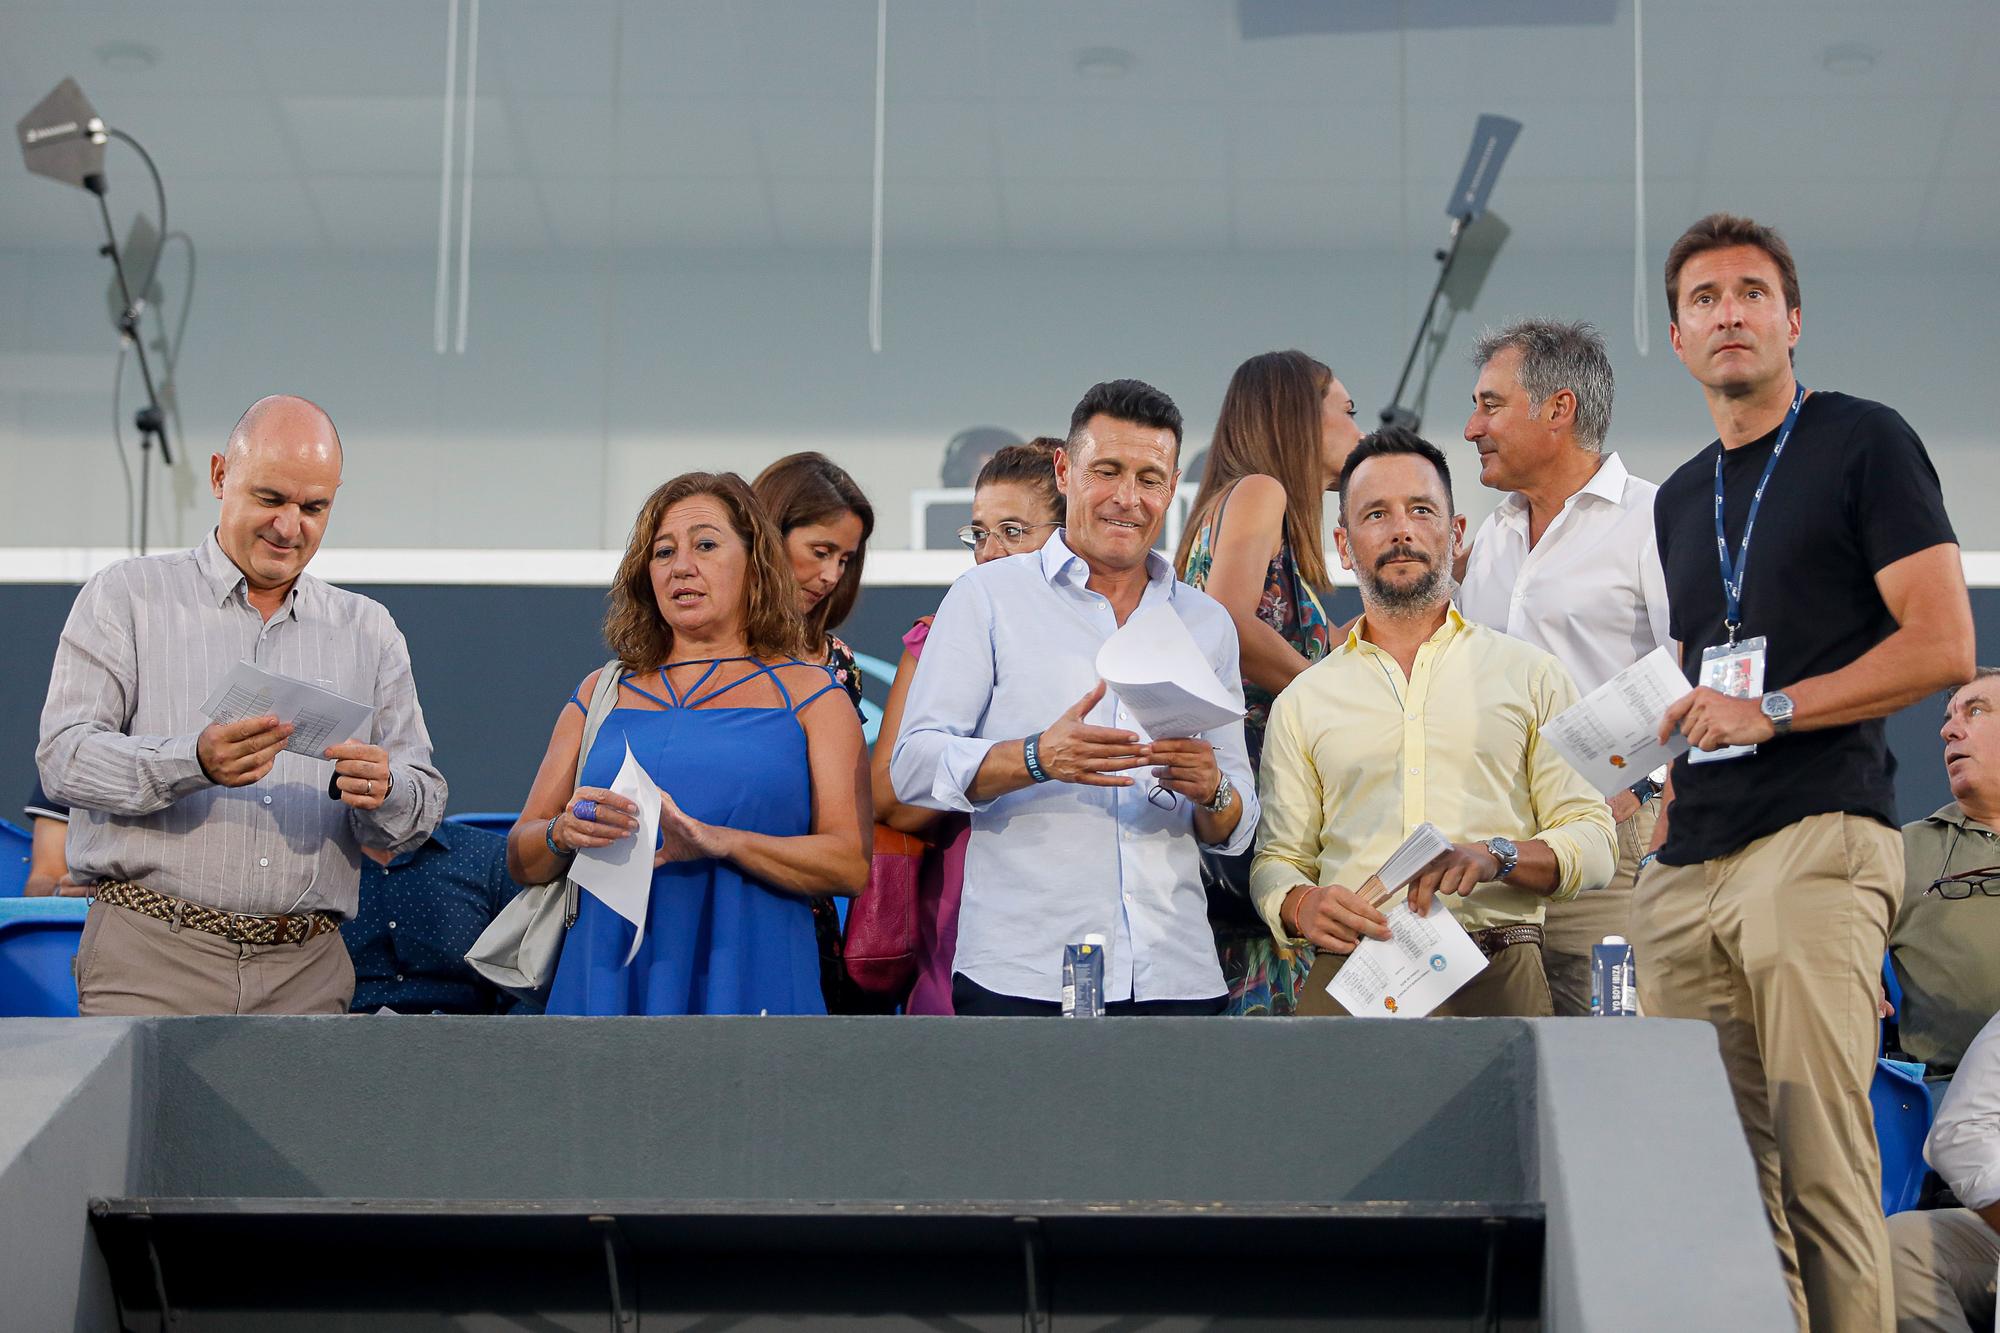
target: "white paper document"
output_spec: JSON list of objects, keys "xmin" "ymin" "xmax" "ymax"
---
[
  {"xmin": 200, "ymin": 660, "xmax": 374, "ymax": 759},
  {"xmin": 566, "ymin": 741, "xmax": 664, "ymax": 966},
  {"xmin": 1328, "ymin": 895, "xmax": 1489, "ymax": 1018},
  {"xmin": 1360, "ymin": 822, "xmax": 1455, "ymax": 907},
  {"xmin": 1544, "ymin": 646, "xmax": 1693, "ymax": 797},
  {"xmin": 1094, "ymin": 603, "xmax": 1245, "ymax": 739}
]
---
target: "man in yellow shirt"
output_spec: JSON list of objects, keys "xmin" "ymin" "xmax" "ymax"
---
[{"xmin": 1251, "ymin": 427, "xmax": 1616, "ymax": 1016}]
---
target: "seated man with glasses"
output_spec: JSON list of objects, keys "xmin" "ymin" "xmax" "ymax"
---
[
  {"xmin": 1892, "ymin": 668, "xmax": 2000, "ymax": 1091},
  {"xmin": 892, "ymin": 380, "xmax": 1255, "ymax": 1016}
]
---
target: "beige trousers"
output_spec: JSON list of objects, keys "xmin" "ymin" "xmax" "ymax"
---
[
  {"xmin": 1543, "ymin": 798, "xmax": 1659, "ymax": 1017},
  {"xmin": 1632, "ymin": 811, "xmax": 1900, "ymax": 1333},
  {"xmin": 1296, "ymin": 940, "xmax": 1554, "ymax": 1018},
  {"xmin": 1888, "ymin": 1208, "xmax": 2000, "ymax": 1333},
  {"xmin": 75, "ymin": 899, "xmax": 355, "ymax": 1016}
]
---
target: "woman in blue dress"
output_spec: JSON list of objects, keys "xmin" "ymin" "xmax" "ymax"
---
[{"xmin": 507, "ymin": 472, "xmax": 871, "ymax": 1015}]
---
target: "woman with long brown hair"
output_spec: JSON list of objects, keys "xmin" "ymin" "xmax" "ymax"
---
[
  {"xmin": 1174, "ymin": 350, "xmax": 1363, "ymax": 1015},
  {"xmin": 752, "ymin": 452, "xmax": 874, "ymax": 711},
  {"xmin": 510, "ymin": 472, "xmax": 869, "ymax": 1015}
]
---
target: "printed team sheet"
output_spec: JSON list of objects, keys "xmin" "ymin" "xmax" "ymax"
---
[
  {"xmin": 1544, "ymin": 646, "xmax": 1693, "ymax": 797},
  {"xmin": 1095, "ymin": 602, "xmax": 1245, "ymax": 740},
  {"xmin": 200, "ymin": 660, "xmax": 374, "ymax": 759},
  {"xmin": 1328, "ymin": 895, "xmax": 1489, "ymax": 1019}
]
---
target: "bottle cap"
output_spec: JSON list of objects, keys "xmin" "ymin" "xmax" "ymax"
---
[
  {"xmin": 1601, "ymin": 934, "xmax": 1627, "ymax": 946},
  {"xmin": 1083, "ymin": 932, "xmax": 1107, "ymax": 948}
]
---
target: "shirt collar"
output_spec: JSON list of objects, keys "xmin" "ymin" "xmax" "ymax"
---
[
  {"xmin": 1927, "ymin": 802, "xmax": 1996, "ymax": 835},
  {"xmin": 194, "ymin": 528, "xmax": 312, "ymax": 620},
  {"xmin": 1038, "ymin": 528, "xmax": 1176, "ymax": 598},
  {"xmin": 1341, "ymin": 603, "xmax": 1467, "ymax": 654},
  {"xmin": 1493, "ymin": 451, "xmax": 1629, "ymax": 522}
]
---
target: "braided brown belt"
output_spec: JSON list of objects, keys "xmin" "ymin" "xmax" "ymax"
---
[
  {"xmin": 1466, "ymin": 922, "xmax": 1544, "ymax": 959},
  {"xmin": 94, "ymin": 880, "xmax": 340, "ymax": 947}
]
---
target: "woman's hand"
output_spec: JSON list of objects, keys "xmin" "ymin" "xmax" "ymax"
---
[
  {"xmin": 655, "ymin": 791, "xmax": 730, "ymax": 866},
  {"xmin": 555, "ymin": 786, "xmax": 639, "ymax": 852}
]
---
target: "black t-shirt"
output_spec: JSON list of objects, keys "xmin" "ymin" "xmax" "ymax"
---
[{"xmin": 1654, "ymin": 389, "xmax": 1956, "ymax": 864}]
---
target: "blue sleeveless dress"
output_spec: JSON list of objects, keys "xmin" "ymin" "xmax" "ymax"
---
[{"xmin": 545, "ymin": 659, "xmax": 841, "ymax": 1016}]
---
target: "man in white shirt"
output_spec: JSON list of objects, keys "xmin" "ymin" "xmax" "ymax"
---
[
  {"xmin": 1457, "ymin": 319, "xmax": 1673, "ymax": 1014},
  {"xmin": 1890, "ymin": 1007, "xmax": 2000, "ymax": 1331}
]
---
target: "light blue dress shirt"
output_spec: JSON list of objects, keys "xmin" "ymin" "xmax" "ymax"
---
[{"xmin": 890, "ymin": 532, "xmax": 1255, "ymax": 1005}]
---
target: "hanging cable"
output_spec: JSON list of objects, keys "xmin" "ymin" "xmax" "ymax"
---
[
  {"xmin": 1632, "ymin": 0, "xmax": 1650, "ymax": 355},
  {"xmin": 108, "ymin": 128, "xmax": 168, "ymax": 306},
  {"xmin": 110, "ymin": 345, "xmax": 138, "ymax": 552},
  {"xmin": 433, "ymin": 0, "xmax": 461, "ymax": 354},
  {"xmin": 868, "ymin": 0, "xmax": 888, "ymax": 353},
  {"xmin": 454, "ymin": 0, "xmax": 482, "ymax": 353}
]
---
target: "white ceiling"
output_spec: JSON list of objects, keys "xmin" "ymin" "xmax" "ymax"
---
[{"xmin": 2, "ymin": 0, "xmax": 1996, "ymax": 257}]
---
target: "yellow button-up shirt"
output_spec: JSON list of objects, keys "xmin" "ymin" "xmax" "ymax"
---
[{"xmin": 1250, "ymin": 606, "xmax": 1616, "ymax": 942}]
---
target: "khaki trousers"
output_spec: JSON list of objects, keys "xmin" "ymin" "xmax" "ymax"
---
[
  {"xmin": 1296, "ymin": 940, "xmax": 1554, "ymax": 1017},
  {"xmin": 1888, "ymin": 1208, "xmax": 2000, "ymax": 1333},
  {"xmin": 1632, "ymin": 812, "xmax": 1899, "ymax": 1333},
  {"xmin": 1544, "ymin": 798, "xmax": 1659, "ymax": 1017},
  {"xmin": 75, "ymin": 899, "xmax": 355, "ymax": 1016}
]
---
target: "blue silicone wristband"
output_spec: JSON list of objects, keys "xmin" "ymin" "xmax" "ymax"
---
[{"xmin": 1023, "ymin": 732, "xmax": 1052, "ymax": 783}]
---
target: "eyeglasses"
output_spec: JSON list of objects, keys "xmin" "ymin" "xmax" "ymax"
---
[
  {"xmin": 1146, "ymin": 781, "xmax": 1179, "ymax": 811},
  {"xmin": 1926, "ymin": 866, "xmax": 2000, "ymax": 900},
  {"xmin": 956, "ymin": 521, "xmax": 1059, "ymax": 552}
]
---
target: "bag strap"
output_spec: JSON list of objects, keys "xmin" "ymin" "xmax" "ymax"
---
[{"xmin": 563, "ymin": 657, "xmax": 627, "ymax": 926}]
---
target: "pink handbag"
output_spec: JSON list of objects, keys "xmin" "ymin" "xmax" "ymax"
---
[{"xmin": 843, "ymin": 825, "xmax": 922, "ymax": 994}]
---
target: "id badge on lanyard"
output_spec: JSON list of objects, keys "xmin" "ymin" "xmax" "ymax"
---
[
  {"xmin": 1690, "ymin": 637, "xmax": 1767, "ymax": 764},
  {"xmin": 1690, "ymin": 384, "xmax": 1804, "ymax": 765}
]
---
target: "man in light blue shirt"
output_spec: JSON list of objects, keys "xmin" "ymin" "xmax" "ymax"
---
[{"xmin": 892, "ymin": 379, "xmax": 1256, "ymax": 1014}]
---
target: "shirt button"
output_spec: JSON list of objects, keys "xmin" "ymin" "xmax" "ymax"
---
[
  {"xmin": 262, "ymin": 796, "xmax": 273, "ymax": 805},
  {"xmin": 395, "ymin": 974, "xmax": 405, "ymax": 982},
  {"xmin": 258, "ymin": 857, "xmax": 270, "ymax": 868},
  {"xmin": 1408, "ymin": 767, "xmax": 1420, "ymax": 776},
  {"xmin": 387, "ymin": 920, "xmax": 397, "ymax": 930},
  {"xmin": 1405, "ymin": 713, "xmax": 1416, "ymax": 722}
]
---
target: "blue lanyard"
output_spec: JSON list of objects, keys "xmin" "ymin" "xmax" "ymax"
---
[{"xmin": 1713, "ymin": 383, "xmax": 1805, "ymax": 643}]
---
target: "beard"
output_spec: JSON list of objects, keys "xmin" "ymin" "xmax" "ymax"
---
[{"xmin": 1359, "ymin": 547, "xmax": 1450, "ymax": 615}]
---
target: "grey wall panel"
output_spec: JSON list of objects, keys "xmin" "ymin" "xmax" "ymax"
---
[{"xmin": 6, "ymin": 582, "xmax": 1991, "ymax": 819}]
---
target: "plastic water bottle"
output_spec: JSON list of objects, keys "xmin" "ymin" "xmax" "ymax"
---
[
  {"xmin": 1590, "ymin": 935, "xmax": 1637, "ymax": 1017},
  {"xmin": 1062, "ymin": 933, "xmax": 1107, "ymax": 1018}
]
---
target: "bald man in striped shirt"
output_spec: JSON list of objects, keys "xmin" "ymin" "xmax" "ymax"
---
[{"xmin": 37, "ymin": 395, "xmax": 445, "ymax": 1015}]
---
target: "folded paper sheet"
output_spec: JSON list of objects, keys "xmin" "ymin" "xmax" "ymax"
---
[
  {"xmin": 1094, "ymin": 602, "xmax": 1245, "ymax": 739},
  {"xmin": 1545, "ymin": 646, "xmax": 1693, "ymax": 797},
  {"xmin": 200, "ymin": 660, "xmax": 374, "ymax": 759},
  {"xmin": 566, "ymin": 741, "xmax": 664, "ymax": 966}
]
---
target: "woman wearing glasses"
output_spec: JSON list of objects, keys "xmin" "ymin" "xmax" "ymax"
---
[
  {"xmin": 1174, "ymin": 350, "xmax": 1363, "ymax": 1016},
  {"xmin": 870, "ymin": 439, "xmax": 1065, "ymax": 1013}
]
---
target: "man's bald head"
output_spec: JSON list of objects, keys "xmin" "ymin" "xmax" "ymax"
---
[
  {"xmin": 210, "ymin": 395, "xmax": 344, "ymax": 600},
  {"xmin": 224, "ymin": 394, "xmax": 342, "ymax": 469}
]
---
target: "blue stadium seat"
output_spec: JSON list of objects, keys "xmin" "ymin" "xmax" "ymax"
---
[
  {"xmin": 445, "ymin": 812, "xmax": 520, "ymax": 835},
  {"xmin": 1873, "ymin": 1056, "xmax": 1935, "ymax": 1216},
  {"xmin": 0, "ymin": 817, "xmax": 31, "ymax": 897},
  {"xmin": 0, "ymin": 897, "xmax": 89, "ymax": 1016}
]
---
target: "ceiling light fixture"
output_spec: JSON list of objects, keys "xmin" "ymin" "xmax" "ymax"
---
[
  {"xmin": 93, "ymin": 40, "xmax": 161, "ymax": 73},
  {"xmin": 1074, "ymin": 46, "xmax": 1134, "ymax": 80},
  {"xmin": 1821, "ymin": 42, "xmax": 1877, "ymax": 76}
]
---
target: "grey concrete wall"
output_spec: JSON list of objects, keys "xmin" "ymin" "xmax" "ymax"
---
[
  {"xmin": 0, "ymin": 1020, "xmax": 143, "ymax": 1333},
  {"xmin": 0, "ymin": 1014, "xmax": 1793, "ymax": 1329},
  {"xmin": 1531, "ymin": 1020, "xmax": 1795, "ymax": 1332}
]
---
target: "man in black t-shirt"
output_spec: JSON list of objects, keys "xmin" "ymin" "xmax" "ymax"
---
[{"xmin": 1637, "ymin": 213, "xmax": 1975, "ymax": 1333}]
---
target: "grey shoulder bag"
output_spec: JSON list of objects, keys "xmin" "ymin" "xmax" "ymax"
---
[{"xmin": 465, "ymin": 658, "xmax": 625, "ymax": 1005}]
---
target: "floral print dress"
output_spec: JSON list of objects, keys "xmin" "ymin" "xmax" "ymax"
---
[{"xmin": 1181, "ymin": 488, "xmax": 1333, "ymax": 1015}]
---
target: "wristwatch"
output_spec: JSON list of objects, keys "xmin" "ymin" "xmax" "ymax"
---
[
  {"xmin": 1627, "ymin": 775, "xmax": 1664, "ymax": 803},
  {"xmin": 1760, "ymin": 690, "xmax": 1796, "ymax": 737},
  {"xmin": 1482, "ymin": 836, "xmax": 1520, "ymax": 881},
  {"xmin": 1204, "ymin": 771, "xmax": 1236, "ymax": 814}
]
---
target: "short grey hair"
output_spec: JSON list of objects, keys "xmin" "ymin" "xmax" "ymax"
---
[{"xmin": 1471, "ymin": 318, "xmax": 1614, "ymax": 451}]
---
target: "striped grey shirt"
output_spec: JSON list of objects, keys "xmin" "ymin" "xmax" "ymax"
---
[{"xmin": 36, "ymin": 532, "xmax": 446, "ymax": 918}]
